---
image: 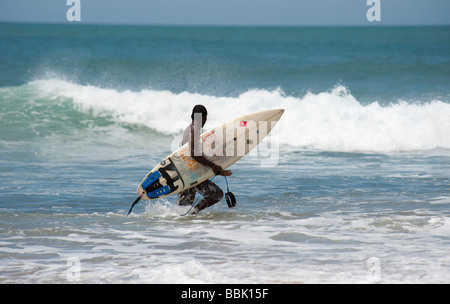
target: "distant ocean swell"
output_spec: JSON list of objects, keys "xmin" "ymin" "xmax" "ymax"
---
[{"xmin": 1, "ymin": 78, "xmax": 450, "ymax": 153}]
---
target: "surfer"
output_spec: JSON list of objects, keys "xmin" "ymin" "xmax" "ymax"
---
[{"xmin": 177, "ymin": 105, "xmax": 232, "ymax": 214}]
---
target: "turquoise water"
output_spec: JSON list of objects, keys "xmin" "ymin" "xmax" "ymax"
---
[{"xmin": 1, "ymin": 23, "xmax": 450, "ymax": 283}]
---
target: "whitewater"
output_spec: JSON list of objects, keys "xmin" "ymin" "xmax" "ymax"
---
[{"xmin": 26, "ymin": 78, "xmax": 450, "ymax": 153}]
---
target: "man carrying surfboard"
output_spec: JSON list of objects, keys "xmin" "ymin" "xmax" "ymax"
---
[
  {"xmin": 128, "ymin": 107, "xmax": 283, "ymax": 216},
  {"xmin": 177, "ymin": 105, "xmax": 232, "ymax": 214}
]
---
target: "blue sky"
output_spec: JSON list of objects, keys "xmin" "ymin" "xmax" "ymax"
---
[{"xmin": 1, "ymin": 0, "xmax": 449, "ymax": 26}]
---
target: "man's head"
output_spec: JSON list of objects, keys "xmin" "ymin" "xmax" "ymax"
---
[{"xmin": 191, "ymin": 104, "xmax": 208, "ymax": 126}]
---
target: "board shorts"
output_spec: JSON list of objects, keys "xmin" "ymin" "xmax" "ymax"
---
[{"xmin": 177, "ymin": 179, "xmax": 223, "ymax": 206}]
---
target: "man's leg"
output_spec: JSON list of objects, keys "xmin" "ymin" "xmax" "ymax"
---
[
  {"xmin": 177, "ymin": 187, "xmax": 197, "ymax": 206},
  {"xmin": 194, "ymin": 180, "xmax": 224, "ymax": 212}
]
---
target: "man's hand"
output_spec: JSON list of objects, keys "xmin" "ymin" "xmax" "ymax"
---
[
  {"xmin": 192, "ymin": 154, "xmax": 232, "ymax": 177},
  {"xmin": 213, "ymin": 165, "xmax": 233, "ymax": 177}
]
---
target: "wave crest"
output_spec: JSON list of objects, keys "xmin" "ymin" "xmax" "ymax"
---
[{"xmin": 21, "ymin": 79, "xmax": 450, "ymax": 153}]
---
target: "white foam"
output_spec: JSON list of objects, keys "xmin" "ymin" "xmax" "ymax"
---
[
  {"xmin": 30, "ymin": 79, "xmax": 450, "ymax": 153},
  {"xmin": 2, "ymin": 208, "xmax": 450, "ymax": 283}
]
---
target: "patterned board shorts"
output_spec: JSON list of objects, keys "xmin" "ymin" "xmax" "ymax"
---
[{"xmin": 177, "ymin": 180, "xmax": 223, "ymax": 206}]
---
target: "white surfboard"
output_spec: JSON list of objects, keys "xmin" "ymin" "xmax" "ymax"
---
[{"xmin": 136, "ymin": 109, "xmax": 284, "ymax": 200}]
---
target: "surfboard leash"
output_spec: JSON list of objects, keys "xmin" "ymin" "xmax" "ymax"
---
[
  {"xmin": 127, "ymin": 192, "xmax": 144, "ymax": 216},
  {"xmin": 224, "ymin": 175, "xmax": 237, "ymax": 208},
  {"xmin": 179, "ymin": 197, "xmax": 201, "ymax": 216}
]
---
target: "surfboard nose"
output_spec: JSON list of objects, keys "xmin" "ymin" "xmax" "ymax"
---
[{"xmin": 268, "ymin": 108, "xmax": 285, "ymax": 121}]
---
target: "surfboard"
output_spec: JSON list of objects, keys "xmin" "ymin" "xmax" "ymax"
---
[{"xmin": 136, "ymin": 108, "xmax": 284, "ymax": 200}]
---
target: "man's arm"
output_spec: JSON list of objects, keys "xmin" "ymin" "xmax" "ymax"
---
[{"xmin": 189, "ymin": 124, "xmax": 232, "ymax": 176}]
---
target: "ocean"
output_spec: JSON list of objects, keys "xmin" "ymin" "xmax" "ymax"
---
[{"xmin": 0, "ymin": 23, "xmax": 449, "ymax": 284}]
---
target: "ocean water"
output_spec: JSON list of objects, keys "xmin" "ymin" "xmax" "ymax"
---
[{"xmin": 1, "ymin": 23, "xmax": 450, "ymax": 284}]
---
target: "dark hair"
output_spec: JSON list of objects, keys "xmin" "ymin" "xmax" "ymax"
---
[{"xmin": 191, "ymin": 104, "xmax": 207, "ymax": 120}]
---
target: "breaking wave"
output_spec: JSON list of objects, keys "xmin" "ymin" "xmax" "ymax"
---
[{"xmin": 2, "ymin": 78, "xmax": 450, "ymax": 153}]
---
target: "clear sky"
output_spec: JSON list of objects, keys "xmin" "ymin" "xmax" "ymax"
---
[{"xmin": 0, "ymin": 0, "xmax": 449, "ymax": 26}]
